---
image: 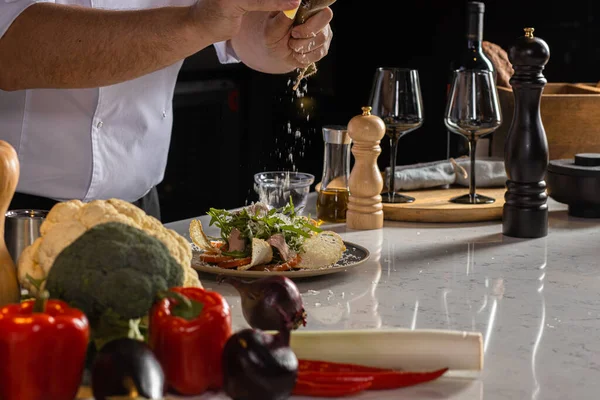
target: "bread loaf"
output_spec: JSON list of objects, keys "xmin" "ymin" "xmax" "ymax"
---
[{"xmin": 483, "ymin": 41, "xmax": 514, "ymax": 87}]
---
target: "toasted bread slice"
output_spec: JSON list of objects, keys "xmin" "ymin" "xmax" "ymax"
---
[
  {"xmin": 238, "ymin": 238, "xmax": 274, "ymax": 271},
  {"xmin": 296, "ymin": 231, "xmax": 346, "ymax": 269},
  {"xmin": 189, "ymin": 219, "xmax": 218, "ymax": 253}
]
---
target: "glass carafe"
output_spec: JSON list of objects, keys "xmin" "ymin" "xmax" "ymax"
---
[{"xmin": 317, "ymin": 125, "xmax": 352, "ymax": 223}]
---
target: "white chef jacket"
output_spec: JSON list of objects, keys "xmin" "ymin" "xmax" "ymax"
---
[{"xmin": 0, "ymin": 0, "xmax": 239, "ymax": 202}]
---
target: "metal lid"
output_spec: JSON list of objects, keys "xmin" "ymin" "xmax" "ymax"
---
[
  {"xmin": 547, "ymin": 153, "xmax": 600, "ymax": 177},
  {"xmin": 323, "ymin": 125, "xmax": 351, "ymax": 145}
]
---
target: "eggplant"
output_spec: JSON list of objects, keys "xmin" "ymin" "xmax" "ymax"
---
[
  {"xmin": 222, "ymin": 328, "xmax": 298, "ymax": 400},
  {"xmin": 91, "ymin": 338, "xmax": 165, "ymax": 400}
]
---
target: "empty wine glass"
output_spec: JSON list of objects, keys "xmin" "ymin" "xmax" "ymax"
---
[
  {"xmin": 445, "ymin": 69, "xmax": 502, "ymax": 204},
  {"xmin": 369, "ymin": 68, "xmax": 424, "ymax": 204}
]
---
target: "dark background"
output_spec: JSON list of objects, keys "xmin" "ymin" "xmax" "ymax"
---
[{"xmin": 157, "ymin": 0, "xmax": 600, "ymax": 223}]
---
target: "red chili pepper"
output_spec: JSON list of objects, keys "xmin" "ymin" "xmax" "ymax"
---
[
  {"xmin": 0, "ymin": 294, "xmax": 90, "ymax": 400},
  {"xmin": 298, "ymin": 372, "xmax": 374, "ymax": 385},
  {"xmin": 293, "ymin": 379, "xmax": 373, "ymax": 397},
  {"xmin": 299, "ymin": 368, "xmax": 449, "ymax": 390},
  {"xmin": 299, "ymin": 359, "xmax": 391, "ymax": 373},
  {"xmin": 149, "ymin": 287, "xmax": 232, "ymax": 396}
]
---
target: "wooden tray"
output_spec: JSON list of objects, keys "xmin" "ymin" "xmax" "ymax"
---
[{"xmin": 382, "ymin": 187, "xmax": 506, "ymax": 223}]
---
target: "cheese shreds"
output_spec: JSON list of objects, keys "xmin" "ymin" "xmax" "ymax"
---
[{"xmin": 296, "ymin": 231, "xmax": 346, "ymax": 270}]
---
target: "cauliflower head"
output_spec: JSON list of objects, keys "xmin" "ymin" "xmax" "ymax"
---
[{"xmin": 18, "ymin": 198, "xmax": 201, "ymax": 294}]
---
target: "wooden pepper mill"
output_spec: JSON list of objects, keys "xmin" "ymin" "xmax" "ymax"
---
[
  {"xmin": 0, "ymin": 141, "xmax": 20, "ymax": 306},
  {"xmin": 503, "ymin": 27, "xmax": 551, "ymax": 238},
  {"xmin": 346, "ymin": 106, "xmax": 386, "ymax": 230}
]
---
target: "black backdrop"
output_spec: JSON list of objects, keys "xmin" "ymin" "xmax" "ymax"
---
[{"xmin": 158, "ymin": 0, "xmax": 600, "ymax": 222}]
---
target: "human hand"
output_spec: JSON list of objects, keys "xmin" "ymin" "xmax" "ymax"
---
[
  {"xmin": 289, "ymin": 7, "xmax": 334, "ymax": 69},
  {"xmin": 230, "ymin": 7, "xmax": 333, "ymax": 74},
  {"xmin": 190, "ymin": 0, "xmax": 301, "ymax": 44}
]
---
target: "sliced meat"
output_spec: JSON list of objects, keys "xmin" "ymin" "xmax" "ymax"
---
[
  {"xmin": 228, "ymin": 228, "xmax": 246, "ymax": 252},
  {"xmin": 267, "ymin": 233, "xmax": 296, "ymax": 262}
]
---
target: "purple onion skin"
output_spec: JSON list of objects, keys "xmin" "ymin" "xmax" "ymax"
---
[
  {"xmin": 222, "ymin": 328, "xmax": 298, "ymax": 400},
  {"xmin": 218, "ymin": 275, "xmax": 307, "ymax": 331}
]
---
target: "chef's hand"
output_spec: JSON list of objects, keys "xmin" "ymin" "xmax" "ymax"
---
[
  {"xmin": 190, "ymin": 0, "xmax": 301, "ymax": 43},
  {"xmin": 230, "ymin": 7, "xmax": 334, "ymax": 74}
]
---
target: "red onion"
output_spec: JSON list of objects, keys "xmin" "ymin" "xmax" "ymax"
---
[{"xmin": 218, "ymin": 275, "xmax": 307, "ymax": 331}]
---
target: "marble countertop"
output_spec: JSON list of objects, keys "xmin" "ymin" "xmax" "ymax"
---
[{"xmin": 165, "ymin": 193, "xmax": 600, "ymax": 400}]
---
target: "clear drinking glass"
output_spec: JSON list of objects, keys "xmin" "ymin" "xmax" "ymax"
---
[
  {"xmin": 445, "ymin": 69, "xmax": 502, "ymax": 204},
  {"xmin": 369, "ymin": 68, "xmax": 424, "ymax": 204}
]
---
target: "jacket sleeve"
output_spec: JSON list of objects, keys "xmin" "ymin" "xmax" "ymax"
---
[
  {"xmin": 213, "ymin": 40, "xmax": 240, "ymax": 64},
  {"xmin": 0, "ymin": 0, "xmax": 54, "ymax": 38}
]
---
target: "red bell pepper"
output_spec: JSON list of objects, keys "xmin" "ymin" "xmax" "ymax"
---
[
  {"xmin": 0, "ymin": 294, "xmax": 90, "ymax": 400},
  {"xmin": 149, "ymin": 287, "xmax": 232, "ymax": 396}
]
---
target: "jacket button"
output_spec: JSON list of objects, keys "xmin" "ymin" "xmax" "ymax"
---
[{"xmin": 97, "ymin": 121, "xmax": 103, "ymax": 128}]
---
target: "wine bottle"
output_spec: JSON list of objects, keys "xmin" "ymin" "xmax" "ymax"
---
[{"xmin": 446, "ymin": 1, "xmax": 495, "ymax": 159}]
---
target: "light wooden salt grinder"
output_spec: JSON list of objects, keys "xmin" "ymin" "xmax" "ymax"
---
[
  {"xmin": 346, "ymin": 106, "xmax": 386, "ymax": 230},
  {"xmin": 0, "ymin": 141, "xmax": 20, "ymax": 306}
]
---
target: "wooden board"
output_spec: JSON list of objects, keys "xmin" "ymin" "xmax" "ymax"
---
[{"xmin": 382, "ymin": 187, "xmax": 506, "ymax": 223}]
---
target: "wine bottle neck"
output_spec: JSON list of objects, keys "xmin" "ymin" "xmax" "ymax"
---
[{"xmin": 466, "ymin": 11, "xmax": 484, "ymax": 48}]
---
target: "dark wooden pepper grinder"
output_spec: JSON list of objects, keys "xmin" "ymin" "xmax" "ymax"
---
[{"xmin": 503, "ymin": 27, "xmax": 551, "ymax": 238}]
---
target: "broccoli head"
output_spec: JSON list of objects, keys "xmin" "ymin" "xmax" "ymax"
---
[{"xmin": 45, "ymin": 221, "xmax": 183, "ymax": 321}]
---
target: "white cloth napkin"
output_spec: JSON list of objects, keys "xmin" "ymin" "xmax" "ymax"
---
[{"xmin": 384, "ymin": 157, "xmax": 507, "ymax": 190}]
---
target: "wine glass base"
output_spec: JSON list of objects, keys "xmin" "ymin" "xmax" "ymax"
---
[
  {"xmin": 381, "ymin": 192, "xmax": 415, "ymax": 204},
  {"xmin": 450, "ymin": 193, "xmax": 495, "ymax": 205}
]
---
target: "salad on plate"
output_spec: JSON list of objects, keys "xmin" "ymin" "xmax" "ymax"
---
[{"xmin": 189, "ymin": 200, "xmax": 346, "ymax": 272}]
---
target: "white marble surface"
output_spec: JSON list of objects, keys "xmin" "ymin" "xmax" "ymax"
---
[{"xmin": 165, "ymin": 193, "xmax": 600, "ymax": 400}]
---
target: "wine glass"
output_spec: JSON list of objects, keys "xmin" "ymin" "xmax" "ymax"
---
[
  {"xmin": 445, "ymin": 69, "xmax": 502, "ymax": 204},
  {"xmin": 369, "ymin": 68, "xmax": 424, "ymax": 204}
]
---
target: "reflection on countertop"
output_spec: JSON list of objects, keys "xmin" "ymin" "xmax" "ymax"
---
[{"xmin": 166, "ymin": 193, "xmax": 600, "ymax": 400}]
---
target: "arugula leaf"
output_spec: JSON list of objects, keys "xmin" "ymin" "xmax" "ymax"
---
[
  {"xmin": 280, "ymin": 225, "xmax": 312, "ymax": 238},
  {"xmin": 205, "ymin": 198, "xmax": 321, "ymax": 252},
  {"xmin": 222, "ymin": 250, "xmax": 250, "ymax": 258}
]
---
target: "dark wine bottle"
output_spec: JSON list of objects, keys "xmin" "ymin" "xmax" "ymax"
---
[{"xmin": 446, "ymin": 1, "xmax": 495, "ymax": 159}]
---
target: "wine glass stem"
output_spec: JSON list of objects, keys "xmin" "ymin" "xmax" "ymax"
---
[
  {"xmin": 389, "ymin": 131, "xmax": 400, "ymax": 201},
  {"xmin": 469, "ymin": 135, "xmax": 477, "ymax": 203}
]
